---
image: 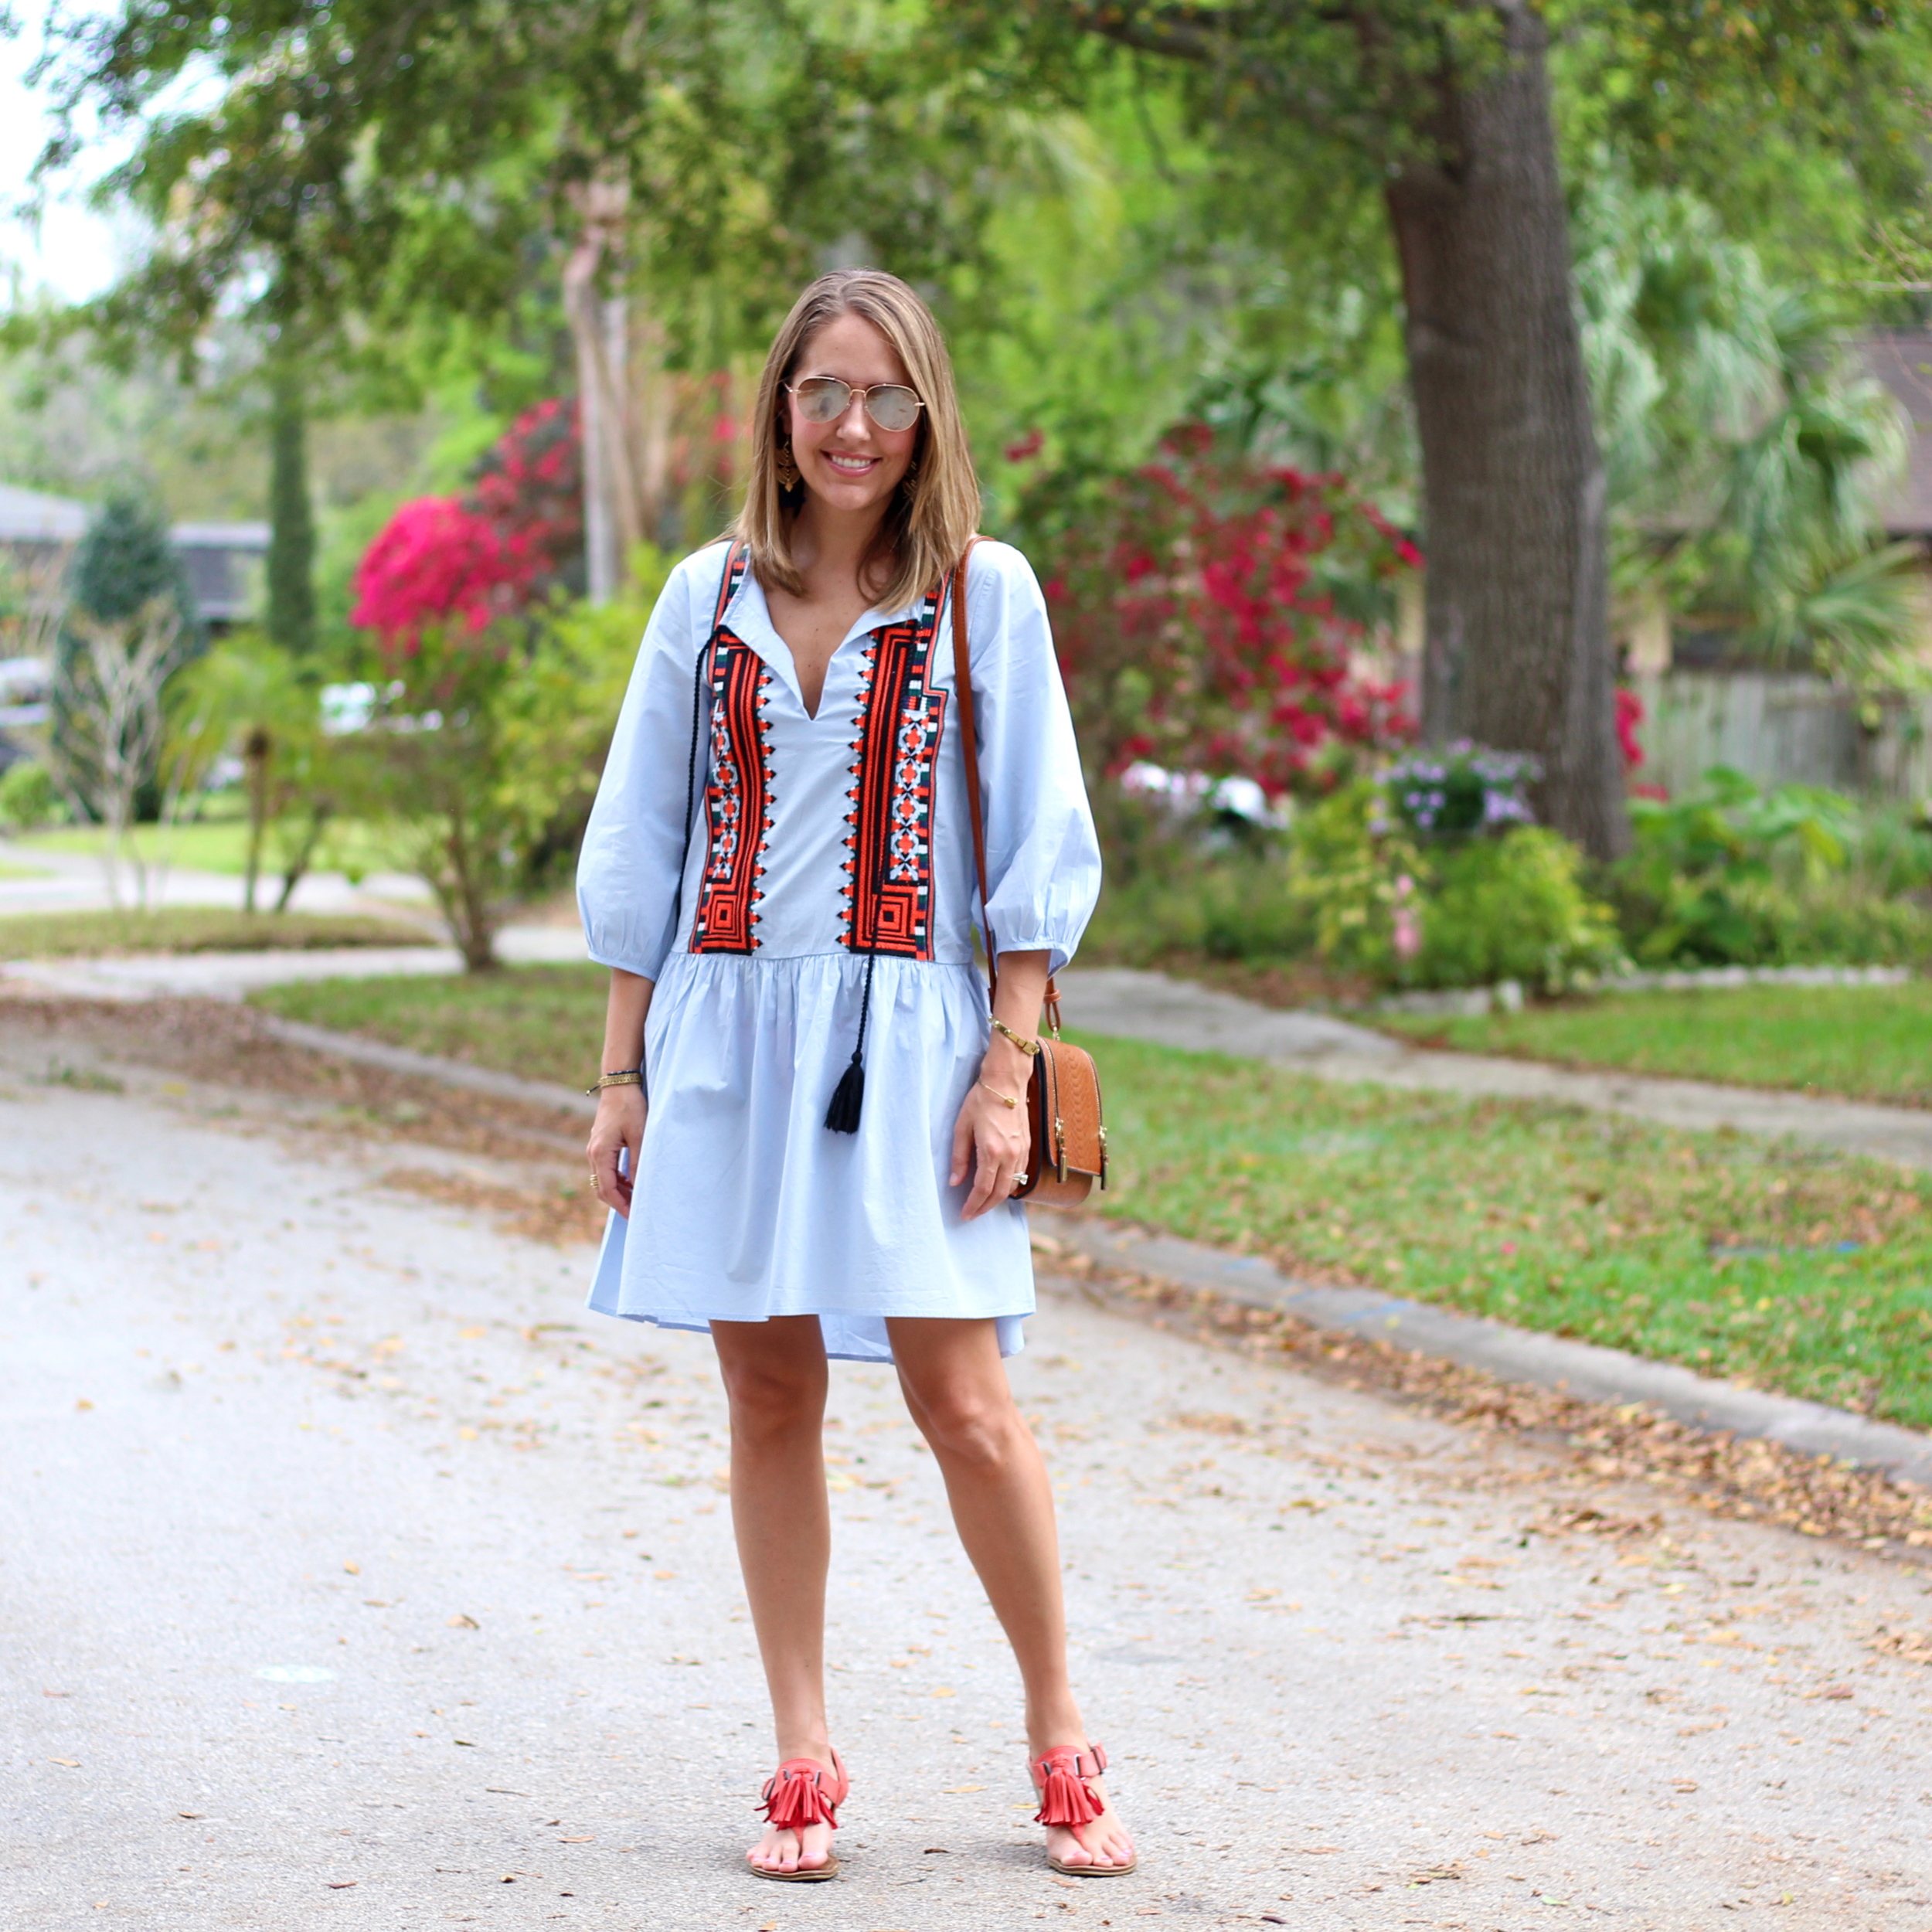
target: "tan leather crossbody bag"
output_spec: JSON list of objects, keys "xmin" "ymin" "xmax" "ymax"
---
[{"xmin": 951, "ymin": 546, "xmax": 1106, "ymax": 1207}]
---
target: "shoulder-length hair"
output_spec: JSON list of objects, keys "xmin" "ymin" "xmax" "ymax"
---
[{"xmin": 735, "ymin": 270, "xmax": 980, "ymax": 612}]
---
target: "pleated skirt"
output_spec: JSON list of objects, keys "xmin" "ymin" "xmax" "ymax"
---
[{"xmin": 587, "ymin": 950, "xmax": 1032, "ymax": 1362}]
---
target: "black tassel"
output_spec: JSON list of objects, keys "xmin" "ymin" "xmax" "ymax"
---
[{"xmin": 824, "ymin": 1050, "xmax": 866, "ymax": 1134}]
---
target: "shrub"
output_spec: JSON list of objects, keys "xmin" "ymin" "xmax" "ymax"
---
[
  {"xmin": 1280, "ymin": 781, "xmax": 1421, "ymax": 980},
  {"xmin": 1611, "ymin": 767, "xmax": 1932, "ymax": 966},
  {"xmin": 1042, "ymin": 422, "xmax": 1417, "ymax": 796},
  {"xmin": 1410, "ymin": 828, "xmax": 1624, "ymax": 991},
  {"xmin": 0, "ymin": 760, "xmax": 60, "ymax": 831}
]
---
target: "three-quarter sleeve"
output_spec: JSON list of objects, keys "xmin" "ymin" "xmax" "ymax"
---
[
  {"xmin": 962, "ymin": 542, "xmax": 1102, "ymax": 977},
  {"xmin": 575, "ymin": 548, "xmax": 716, "ymax": 980}
]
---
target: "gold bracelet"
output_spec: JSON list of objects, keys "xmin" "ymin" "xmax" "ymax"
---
[
  {"xmin": 586, "ymin": 1070, "xmax": 644, "ymax": 1095},
  {"xmin": 990, "ymin": 1017, "xmax": 1040, "ymax": 1056},
  {"xmin": 978, "ymin": 1080, "xmax": 1021, "ymax": 1110}
]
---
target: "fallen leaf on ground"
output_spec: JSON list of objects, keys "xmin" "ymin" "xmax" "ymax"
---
[
  {"xmin": 47, "ymin": 1758, "xmax": 80, "ymax": 1767},
  {"xmin": 447, "ymin": 1613, "xmax": 479, "ymax": 1629}
]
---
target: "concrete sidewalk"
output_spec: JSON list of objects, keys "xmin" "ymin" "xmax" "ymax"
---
[
  {"xmin": 0, "ymin": 835, "xmax": 434, "ymax": 921},
  {"xmin": 2, "ymin": 923, "xmax": 590, "ymax": 1002},
  {"xmin": 1061, "ymin": 965, "xmax": 1932, "ymax": 1172},
  {"xmin": 6, "ymin": 1031, "xmax": 1932, "ymax": 1928}
]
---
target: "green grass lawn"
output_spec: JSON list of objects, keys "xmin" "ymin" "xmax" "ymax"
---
[
  {"xmin": 1377, "ymin": 981, "xmax": 1932, "ymax": 1109},
  {"xmin": 16, "ymin": 816, "xmax": 400, "ymax": 879},
  {"xmin": 0, "ymin": 907, "xmax": 435, "ymax": 957},
  {"xmin": 250, "ymin": 963, "xmax": 1932, "ymax": 1428},
  {"xmin": 254, "ymin": 963, "xmax": 607, "ymax": 1083}
]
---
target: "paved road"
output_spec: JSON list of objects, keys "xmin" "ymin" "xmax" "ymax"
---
[{"xmin": 6, "ymin": 1030, "xmax": 1932, "ymax": 1930}]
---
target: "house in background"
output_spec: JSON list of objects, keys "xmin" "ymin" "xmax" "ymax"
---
[
  {"xmin": 0, "ymin": 482, "xmax": 270, "ymax": 770},
  {"xmin": 0, "ymin": 482, "xmax": 269, "ymax": 636}
]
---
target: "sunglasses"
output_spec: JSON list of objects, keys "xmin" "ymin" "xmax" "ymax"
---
[{"xmin": 787, "ymin": 376, "xmax": 925, "ymax": 434}]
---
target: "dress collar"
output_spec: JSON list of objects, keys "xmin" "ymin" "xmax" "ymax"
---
[{"xmin": 719, "ymin": 561, "xmax": 929, "ymax": 707}]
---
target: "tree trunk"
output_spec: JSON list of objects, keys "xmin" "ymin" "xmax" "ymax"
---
[
  {"xmin": 267, "ymin": 366, "xmax": 318, "ymax": 656},
  {"xmin": 564, "ymin": 177, "xmax": 647, "ymax": 604},
  {"xmin": 1385, "ymin": 2, "xmax": 1628, "ymax": 859}
]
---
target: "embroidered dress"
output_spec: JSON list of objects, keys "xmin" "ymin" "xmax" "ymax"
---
[{"xmin": 577, "ymin": 539, "xmax": 1101, "ymax": 1362}]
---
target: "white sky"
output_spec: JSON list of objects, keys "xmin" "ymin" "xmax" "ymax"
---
[{"xmin": 2, "ymin": 20, "xmax": 155, "ymax": 304}]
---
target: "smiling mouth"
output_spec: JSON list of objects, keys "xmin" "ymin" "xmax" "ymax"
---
[{"xmin": 821, "ymin": 451, "xmax": 880, "ymax": 474}]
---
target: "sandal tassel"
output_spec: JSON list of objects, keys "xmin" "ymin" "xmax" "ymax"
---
[
  {"xmin": 760, "ymin": 1762, "xmax": 842, "ymax": 1833},
  {"xmin": 1032, "ymin": 1747, "xmax": 1106, "ymax": 1828}
]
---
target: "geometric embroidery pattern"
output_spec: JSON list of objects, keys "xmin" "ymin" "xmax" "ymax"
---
[
  {"xmin": 690, "ymin": 631, "xmax": 775, "ymax": 954},
  {"xmin": 841, "ymin": 587, "xmax": 947, "ymax": 960}
]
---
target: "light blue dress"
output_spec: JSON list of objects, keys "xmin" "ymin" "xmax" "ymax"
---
[{"xmin": 576, "ymin": 539, "xmax": 1101, "ymax": 1362}]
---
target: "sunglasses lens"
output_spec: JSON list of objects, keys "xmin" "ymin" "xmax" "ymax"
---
[
  {"xmin": 794, "ymin": 377, "xmax": 851, "ymax": 423},
  {"xmin": 866, "ymin": 387, "xmax": 922, "ymax": 433}
]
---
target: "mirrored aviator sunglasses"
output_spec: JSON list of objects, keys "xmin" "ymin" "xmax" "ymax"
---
[{"xmin": 789, "ymin": 376, "xmax": 925, "ymax": 434}]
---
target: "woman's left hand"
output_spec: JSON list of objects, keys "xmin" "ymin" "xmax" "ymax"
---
[{"xmin": 950, "ymin": 1065, "xmax": 1032, "ymax": 1219}]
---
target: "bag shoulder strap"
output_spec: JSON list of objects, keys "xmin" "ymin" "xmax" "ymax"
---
[{"xmin": 950, "ymin": 539, "xmax": 1063, "ymax": 1032}]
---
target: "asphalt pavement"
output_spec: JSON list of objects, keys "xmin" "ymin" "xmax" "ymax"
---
[{"xmin": 6, "ymin": 1022, "xmax": 1932, "ymax": 1930}]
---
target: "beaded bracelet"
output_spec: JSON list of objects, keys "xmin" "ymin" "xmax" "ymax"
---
[{"xmin": 586, "ymin": 1069, "xmax": 645, "ymax": 1095}]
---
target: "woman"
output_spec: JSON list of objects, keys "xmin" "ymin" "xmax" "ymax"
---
[{"xmin": 577, "ymin": 270, "xmax": 1132, "ymax": 1883}]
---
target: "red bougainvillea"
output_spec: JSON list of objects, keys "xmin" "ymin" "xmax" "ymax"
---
[
  {"xmin": 472, "ymin": 396, "xmax": 583, "ymax": 592},
  {"xmin": 352, "ymin": 400, "xmax": 583, "ymax": 659},
  {"xmin": 1044, "ymin": 423, "xmax": 1417, "ymax": 795},
  {"xmin": 352, "ymin": 496, "xmax": 527, "ymax": 651}
]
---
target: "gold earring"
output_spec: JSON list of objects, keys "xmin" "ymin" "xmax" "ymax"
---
[
  {"xmin": 775, "ymin": 441, "xmax": 801, "ymax": 492},
  {"xmin": 900, "ymin": 457, "xmax": 920, "ymax": 502}
]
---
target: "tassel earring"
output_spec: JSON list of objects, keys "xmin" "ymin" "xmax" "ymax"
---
[
  {"xmin": 900, "ymin": 456, "xmax": 920, "ymax": 502},
  {"xmin": 775, "ymin": 440, "xmax": 801, "ymax": 492}
]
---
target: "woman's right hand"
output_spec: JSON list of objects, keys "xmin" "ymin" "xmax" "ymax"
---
[{"xmin": 587, "ymin": 1086, "xmax": 647, "ymax": 1219}]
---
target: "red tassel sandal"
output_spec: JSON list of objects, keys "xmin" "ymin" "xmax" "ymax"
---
[
  {"xmin": 750, "ymin": 1749, "xmax": 848, "ymax": 1883},
  {"xmin": 1031, "ymin": 1743, "xmax": 1136, "ymax": 1877}
]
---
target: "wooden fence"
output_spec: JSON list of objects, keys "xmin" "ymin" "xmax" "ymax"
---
[{"xmin": 1628, "ymin": 672, "xmax": 1932, "ymax": 801}]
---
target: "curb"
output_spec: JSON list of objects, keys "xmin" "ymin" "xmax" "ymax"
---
[
  {"xmin": 257, "ymin": 1015, "xmax": 598, "ymax": 1118},
  {"xmin": 249, "ymin": 1006, "xmax": 1932, "ymax": 1492},
  {"xmin": 1049, "ymin": 1216, "xmax": 1932, "ymax": 1492}
]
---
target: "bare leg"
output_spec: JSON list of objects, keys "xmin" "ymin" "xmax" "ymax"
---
[
  {"xmin": 886, "ymin": 1317, "xmax": 1135, "ymax": 1872},
  {"xmin": 711, "ymin": 1317, "xmax": 838, "ymax": 1876}
]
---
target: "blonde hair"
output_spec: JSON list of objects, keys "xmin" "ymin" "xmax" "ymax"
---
[{"xmin": 735, "ymin": 270, "xmax": 981, "ymax": 611}]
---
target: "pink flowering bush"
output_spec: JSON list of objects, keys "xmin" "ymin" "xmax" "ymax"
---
[
  {"xmin": 1045, "ymin": 422, "xmax": 1417, "ymax": 801},
  {"xmin": 352, "ymin": 400, "xmax": 585, "ymax": 664},
  {"xmin": 351, "ymin": 496, "xmax": 529, "ymax": 653}
]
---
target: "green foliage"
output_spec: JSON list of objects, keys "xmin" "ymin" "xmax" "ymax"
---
[
  {"xmin": 266, "ymin": 369, "xmax": 318, "ymax": 655},
  {"xmin": 1577, "ymin": 173, "xmax": 1918, "ymax": 683},
  {"xmin": 1086, "ymin": 780, "xmax": 1621, "ymax": 993},
  {"xmin": 1280, "ymin": 782, "xmax": 1420, "ymax": 981},
  {"xmin": 1411, "ymin": 828, "xmax": 1625, "ymax": 992},
  {"xmin": 342, "ymin": 547, "xmax": 668, "ymax": 968},
  {"xmin": 66, "ymin": 489, "xmax": 198, "ymax": 631},
  {"xmin": 165, "ymin": 628, "xmax": 342, "ymax": 910},
  {"xmin": 1611, "ymin": 767, "xmax": 1932, "ymax": 967},
  {"xmin": 0, "ymin": 761, "xmax": 62, "ymax": 831}
]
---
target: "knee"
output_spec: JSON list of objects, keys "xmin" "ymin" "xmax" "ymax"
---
[
  {"xmin": 909, "ymin": 1382, "xmax": 1024, "ymax": 1468},
  {"xmin": 718, "ymin": 1359, "xmax": 823, "ymax": 1440}
]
